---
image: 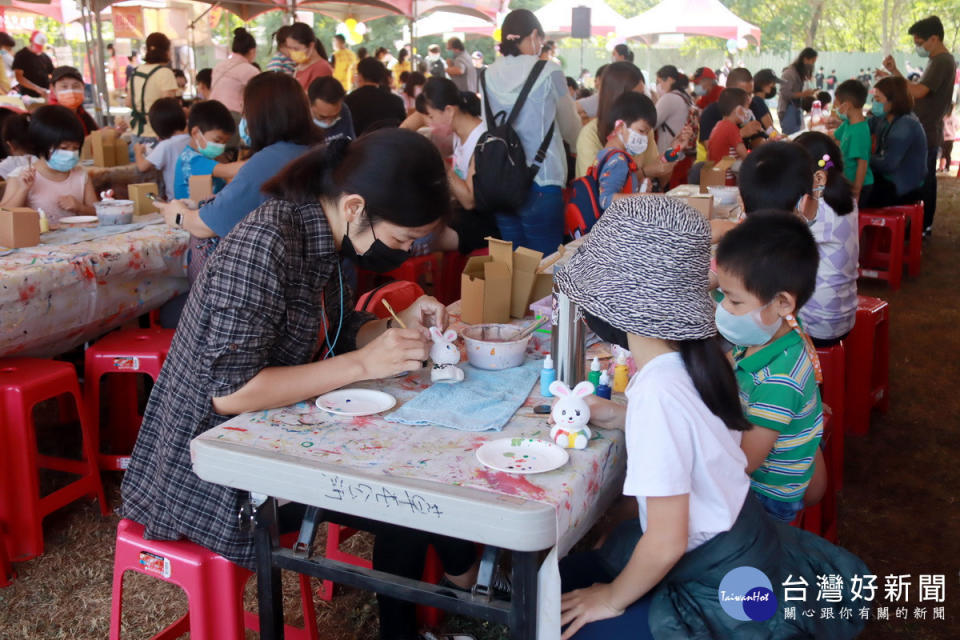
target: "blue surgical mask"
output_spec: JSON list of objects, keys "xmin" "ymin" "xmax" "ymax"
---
[
  {"xmin": 238, "ymin": 117, "xmax": 251, "ymax": 146},
  {"xmin": 314, "ymin": 116, "xmax": 340, "ymax": 129},
  {"xmin": 48, "ymin": 148, "xmax": 79, "ymax": 172},
  {"xmin": 715, "ymin": 302, "xmax": 783, "ymax": 347},
  {"xmin": 871, "ymin": 101, "xmax": 886, "ymax": 117},
  {"xmin": 694, "ymin": 84, "xmax": 707, "ymax": 97},
  {"xmin": 915, "ymin": 43, "xmax": 930, "ymax": 58},
  {"xmin": 197, "ymin": 137, "xmax": 225, "ymax": 159}
]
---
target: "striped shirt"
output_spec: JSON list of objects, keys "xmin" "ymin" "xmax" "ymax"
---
[
  {"xmin": 733, "ymin": 329, "xmax": 823, "ymax": 503},
  {"xmin": 265, "ymin": 52, "xmax": 296, "ymax": 76}
]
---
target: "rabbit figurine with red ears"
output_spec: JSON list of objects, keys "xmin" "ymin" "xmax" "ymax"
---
[
  {"xmin": 429, "ymin": 327, "xmax": 465, "ymax": 384},
  {"xmin": 548, "ymin": 380, "xmax": 594, "ymax": 449}
]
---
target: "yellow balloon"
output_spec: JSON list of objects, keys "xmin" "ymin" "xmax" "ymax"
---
[
  {"xmin": 493, "ymin": 27, "xmax": 502, "ymax": 41},
  {"xmin": 345, "ymin": 18, "xmax": 357, "ymax": 30}
]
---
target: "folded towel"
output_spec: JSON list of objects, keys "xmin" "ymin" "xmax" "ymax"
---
[{"xmin": 384, "ymin": 359, "xmax": 541, "ymax": 432}]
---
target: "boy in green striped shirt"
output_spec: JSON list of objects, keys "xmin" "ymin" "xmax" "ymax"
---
[{"xmin": 715, "ymin": 212, "xmax": 827, "ymax": 521}]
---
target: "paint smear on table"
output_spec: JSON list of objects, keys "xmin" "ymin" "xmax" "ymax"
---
[{"xmin": 474, "ymin": 469, "xmax": 548, "ymax": 501}]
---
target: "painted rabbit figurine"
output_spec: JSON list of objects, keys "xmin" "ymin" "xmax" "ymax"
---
[
  {"xmin": 548, "ymin": 380, "xmax": 594, "ymax": 449},
  {"xmin": 430, "ymin": 327, "xmax": 465, "ymax": 384}
]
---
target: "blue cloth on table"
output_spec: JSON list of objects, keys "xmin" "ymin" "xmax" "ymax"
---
[{"xmin": 384, "ymin": 359, "xmax": 541, "ymax": 432}]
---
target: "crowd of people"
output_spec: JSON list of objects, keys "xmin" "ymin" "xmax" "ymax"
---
[{"xmin": 0, "ymin": 11, "xmax": 956, "ymax": 640}]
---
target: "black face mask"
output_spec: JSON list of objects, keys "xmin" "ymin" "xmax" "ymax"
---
[
  {"xmin": 583, "ymin": 311, "xmax": 629, "ymax": 350},
  {"xmin": 340, "ymin": 222, "xmax": 411, "ymax": 273},
  {"xmin": 765, "ymin": 87, "xmax": 777, "ymax": 100}
]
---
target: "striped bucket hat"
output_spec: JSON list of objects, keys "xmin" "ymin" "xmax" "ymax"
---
[{"xmin": 554, "ymin": 196, "xmax": 716, "ymax": 341}]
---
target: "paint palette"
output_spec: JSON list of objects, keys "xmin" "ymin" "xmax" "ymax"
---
[
  {"xmin": 475, "ymin": 437, "xmax": 569, "ymax": 475},
  {"xmin": 315, "ymin": 389, "xmax": 396, "ymax": 416}
]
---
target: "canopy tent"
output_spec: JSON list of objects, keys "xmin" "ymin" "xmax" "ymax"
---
[
  {"xmin": 620, "ymin": 0, "xmax": 761, "ymax": 46},
  {"xmin": 0, "ymin": 0, "xmax": 64, "ymax": 22},
  {"xmin": 533, "ymin": 0, "xmax": 624, "ymax": 38},
  {"xmin": 412, "ymin": 6, "xmax": 495, "ymax": 37}
]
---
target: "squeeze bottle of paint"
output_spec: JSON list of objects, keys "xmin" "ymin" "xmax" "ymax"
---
[
  {"xmin": 588, "ymin": 357, "xmax": 601, "ymax": 388},
  {"xmin": 596, "ymin": 371, "xmax": 612, "ymax": 399},
  {"xmin": 540, "ymin": 354, "xmax": 557, "ymax": 397},
  {"xmin": 613, "ymin": 352, "xmax": 629, "ymax": 393}
]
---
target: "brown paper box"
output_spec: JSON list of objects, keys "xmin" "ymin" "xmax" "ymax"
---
[
  {"xmin": 113, "ymin": 137, "xmax": 129, "ymax": 167},
  {"xmin": 683, "ymin": 194, "xmax": 714, "ymax": 219},
  {"xmin": 0, "ymin": 208, "xmax": 40, "ymax": 248},
  {"xmin": 189, "ymin": 175, "xmax": 213, "ymax": 202},
  {"xmin": 529, "ymin": 272, "xmax": 554, "ymax": 307},
  {"xmin": 510, "ymin": 246, "xmax": 544, "ymax": 318},
  {"xmin": 460, "ymin": 237, "xmax": 513, "ymax": 325},
  {"xmin": 699, "ymin": 157, "xmax": 735, "ymax": 193},
  {"xmin": 128, "ymin": 182, "xmax": 160, "ymax": 215}
]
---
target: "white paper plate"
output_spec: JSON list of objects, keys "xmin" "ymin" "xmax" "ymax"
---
[
  {"xmin": 476, "ymin": 437, "xmax": 569, "ymax": 475},
  {"xmin": 59, "ymin": 216, "xmax": 98, "ymax": 224},
  {"xmin": 315, "ymin": 389, "xmax": 396, "ymax": 416}
]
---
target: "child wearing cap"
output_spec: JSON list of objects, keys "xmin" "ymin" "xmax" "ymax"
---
[
  {"xmin": 554, "ymin": 197, "xmax": 866, "ymax": 639},
  {"xmin": 50, "ymin": 66, "xmax": 98, "ymax": 136},
  {"xmin": 715, "ymin": 211, "xmax": 825, "ymax": 523}
]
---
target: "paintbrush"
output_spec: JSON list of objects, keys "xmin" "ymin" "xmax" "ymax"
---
[{"xmin": 381, "ymin": 299, "xmax": 407, "ymax": 329}]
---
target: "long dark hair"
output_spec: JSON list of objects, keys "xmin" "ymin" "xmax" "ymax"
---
[
  {"xmin": 262, "ymin": 129, "xmax": 450, "ymax": 229},
  {"xmin": 584, "ymin": 313, "xmax": 748, "ymax": 431},
  {"xmin": 403, "ymin": 71, "xmax": 426, "ymax": 98},
  {"xmin": 144, "ymin": 32, "xmax": 170, "ymax": 64},
  {"xmin": 656, "ymin": 64, "xmax": 690, "ymax": 93},
  {"xmin": 243, "ymin": 72, "xmax": 322, "ymax": 152},
  {"xmin": 289, "ymin": 22, "xmax": 327, "ymax": 59},
  {"xmin": 794, "ymin": 132, "xmax": 854, "ymax": 215},
  {"xmin": 597, "ymin": 62, "xmax": 645, "ymax": 142},
  {"xmin": 421, "ymin": 77, "xmax": 481, "ymax": 117},
  {"xmin": 232, "ymin": 28, "xmax": 256, "ymax": 55},
  {"xmin": 792, "ymin": 47, "xmax": 817, "ymax": 80},
  {"xmin": 679, "ymin": 339, "xmax": 751, "ymax": 431}
]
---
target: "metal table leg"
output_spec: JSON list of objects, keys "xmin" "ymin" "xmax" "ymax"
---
[
  {"xmin": 510, "ymin": 550, "xmax": 539, "ymax": 640},
  {"xmin": 252, "ymin": 496, "xmax": 284, "ymax": 640}
]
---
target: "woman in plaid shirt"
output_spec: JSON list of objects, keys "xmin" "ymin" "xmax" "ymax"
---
[{"xmin": 122, "ymin": 129, "xmax": 480, "ymax": 639}]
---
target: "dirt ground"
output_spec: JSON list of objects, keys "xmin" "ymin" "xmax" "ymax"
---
[{"xmin": 1, "ymin": 178, "xmax": 958, "ymax": 639}]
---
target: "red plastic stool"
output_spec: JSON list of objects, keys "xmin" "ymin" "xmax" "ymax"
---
[
  {"xmin": 358, "ymin": 254, "xmax": 443, "ymax": 297},
  {"xmin": 0, "ymin": 359, "xmax": 109, "ymax": 561},
  {"xmin": 356, "ymin": 281, "xmax": 425, "ymax": 319},
  {"xmin": 791, "ymin": 403, "xmax": 838, "ymax": 542},
  {"xmin": 436, "ymin": 249, "xmax": 489, "ymax": 305},
  {"xmin": 816, "ymin": 344, "xmax": 845, "ymax": 492},
  {"xmin": 858, "ymin": 207, "xmax": 908, "ymax": 290},
  {"xmin": 0, "ymin": 523, "xmax": 14, "ymax": 587},
  {"xmin": 319, "ymin": 523, "xmax": 372, "ymax": 601},
  {"xmin": 845, "ymin": 296, "xmax": 890, "ymax": 436},
  {"xmin": 110, "ymin": 519, "xmax": 318, "ymax": 640},
  {"xmin": 899, "ymin": 202, "xmax": 923, "ymax": 277},
  {"xmin": 416, "ymin": 545, "xmax": 448, "ymax": 628},
  {"xmin": 84, "ymin": 328, "xmax": 175, "ymax": 471}
]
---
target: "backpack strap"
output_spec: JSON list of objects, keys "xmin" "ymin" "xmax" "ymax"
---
[
  {"xmin": 597, "ymin": 149, "xmax": 638, "ymax": 174},
  {"xmin": 130, "ymin": 64, "xmax": 165, "ymax": 136},
  {"xmin": 506, "ymin": 59, "xmax": 548, "ymax": 128},
  {"xmin": 479, "ymin": 67, "xmax": 508, "ymax": 126}
]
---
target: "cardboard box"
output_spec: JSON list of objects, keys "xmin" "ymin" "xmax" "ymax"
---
[
  {"xmin": 0, "ymin": 208, "xmax": 40, "ymax": 248},
  {"xmin": 683, "ymin": 194, "xmax": 714, "ymax": 219},
  {"xmin": 128, "ymin": 182, "xmax": 160, "ymax": 215},
  {"xmin": 89, "ymin": 129, "xmax": 120, "ymax": 168},
  {"xmin": 460, "ymin": 237, "xmax": 512, "ymax": 325},
  {"xmin": 699, "ymin": 156, "xmax": 735, "ymax": 193},
  {"xmin": 189, "ymin": 175, "xmax": 213, "ymax": 202},
  {"xmin": 113, "ymin": 137, "xmax": 129, "ymax": 166},
  {"xmin": 510, "ymin": 246, "xmax": 544, "ymax": 319}
]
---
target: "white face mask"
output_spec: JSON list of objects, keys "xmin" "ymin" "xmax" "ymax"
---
[{"xmin": 620, "ymin": 127, "xmax": 648, "ymax": 156}]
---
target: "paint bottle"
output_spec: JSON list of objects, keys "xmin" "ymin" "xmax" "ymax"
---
[
  {"xmin": 38, "ymin": 209, "xmax": 49, "ymax": 234},
  {"xmin": 540, "ymin": 353, "xmax": 557, "ymax": 397},
  {"xmin": 596, "ymin": 371, "xmax": 612, "ymax": 400},
  {"xmin": 587, "ymin": 357, "xmax": 601, "ymax": 388},
  {"xmin": 613, "ymin": 352, "xmax": 629, "ymax": 393}
]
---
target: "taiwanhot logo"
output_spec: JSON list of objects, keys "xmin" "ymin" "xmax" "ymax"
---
[{"xmin": 718, "ymin": 566, "xmax": 778, "ymax": 621}]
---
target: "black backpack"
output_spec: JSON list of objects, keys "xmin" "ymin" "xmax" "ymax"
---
[
  {"xmin": 473, "ymin": 59, "xmax": 555, "ymax": 214},
  {"xmin": 428, "ymin": 56, "xmax": 447, "ymax": 79}
]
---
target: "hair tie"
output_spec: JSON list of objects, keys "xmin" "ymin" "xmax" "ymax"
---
[
  {"xmin": 505, "ymin": 33, "xmax": 521, "ymax": 41},
  {"xmin": 817, "ymin": 153, "xmax": 834, "ymax": 171}
]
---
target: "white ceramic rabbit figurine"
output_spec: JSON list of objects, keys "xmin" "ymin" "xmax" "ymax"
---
[
  {"xmin": 548, "ymin": 380, "xmax": 594, "ymax": 449},
  {"xmin": 430, "ymin": 327, "xmax": 465, "ymax": 384}
]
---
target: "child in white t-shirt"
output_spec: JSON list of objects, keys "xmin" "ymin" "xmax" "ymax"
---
[{"xmin": 133, "ymin": 97, "xmax": 189, "ymax": 200}]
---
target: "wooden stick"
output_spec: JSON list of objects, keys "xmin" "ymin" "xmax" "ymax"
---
[{"xmin": 381, "ymin": 299, "xmax": 407, "ymax": 329}]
